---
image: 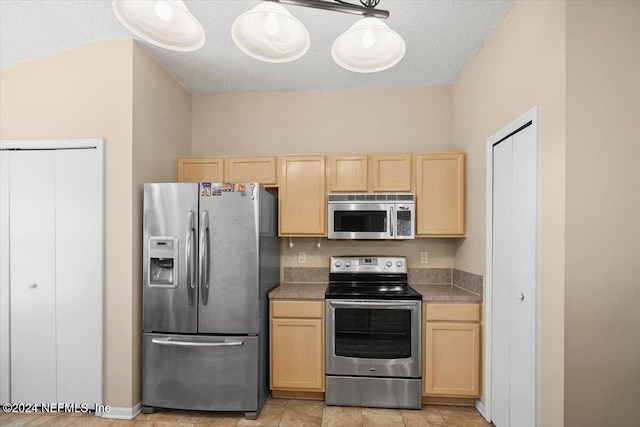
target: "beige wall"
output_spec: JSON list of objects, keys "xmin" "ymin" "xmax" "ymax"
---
[
  {"xmin": 193, "ymin": 86, "xmax": 456, "ymax": 270},
  {"xmin": 452, "ymin": 1, "xmax": 566, "ymax": 424},
  {"xmin": 565, "ymin": 1, "xmax": 640, "ymax": 425},
  {"xmin": 0, "ymin": 41, "xmax": 136, "ymax": 407},
  {"xmin": 192, "ymin": 86, "xmax": 452, "ymax": 155},
  {"xmin": 131, "ymin": 44, "xmax": 193, "ymax": 404}
]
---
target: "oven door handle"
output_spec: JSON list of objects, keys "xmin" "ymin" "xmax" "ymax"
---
[{"xmin": 329, "ymin": 300, "xmax": 419, "ymax": 308}]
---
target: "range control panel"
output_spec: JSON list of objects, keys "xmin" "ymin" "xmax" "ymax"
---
[{"xmin": 330, "ymin": 256, "xmax": 407, "ymax": 274}]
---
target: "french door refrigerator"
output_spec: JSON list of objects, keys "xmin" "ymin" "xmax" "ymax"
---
[{"xmin": 142, "ymin": 183, "xmax": 279, "ymax": 419}]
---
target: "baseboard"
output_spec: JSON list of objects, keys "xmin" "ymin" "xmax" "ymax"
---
[
  {"xmin": 99, "ymin": 401, "xmax": 142, "ymax": 420},
  {"xmin": 421, "ymin": 396, "xmax": 477, "ymax": 406},
  {"xmin": 271, "ymin": 390, "xmax": 325, "ymax": 400},
  {"xmin": 475, "ymin": 399, "xmax": 490, "ymax": 422}
]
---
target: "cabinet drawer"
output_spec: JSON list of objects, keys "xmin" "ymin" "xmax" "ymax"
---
[
  {"xmin": 271, "ymin": 300, "xmax": 323, "ymax": 319},
  {"xmin": 425, "ymin": 303, "xmax": 480, "ymax": 322}
]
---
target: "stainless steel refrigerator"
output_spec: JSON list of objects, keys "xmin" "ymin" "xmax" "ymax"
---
[{"xmin": 142, "ymin": 183, "xmax": 279, "ymax": 419}]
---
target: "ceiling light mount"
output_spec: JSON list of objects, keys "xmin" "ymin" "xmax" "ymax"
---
[{"xmin": 267, "ymin": 0, "xmax": 389, "ymax": 19}]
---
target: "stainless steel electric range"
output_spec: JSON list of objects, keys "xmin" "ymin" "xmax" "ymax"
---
[{"xmin": 325, "ymin": 256, "xmax": 422, "ymax": 409}]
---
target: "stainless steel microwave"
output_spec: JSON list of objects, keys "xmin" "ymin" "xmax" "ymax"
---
[{"xmin": 328, "ymin": 194, "xmax": 415, "ymax": 240}]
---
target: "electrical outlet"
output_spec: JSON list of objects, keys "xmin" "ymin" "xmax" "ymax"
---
[
  {"xmin": 420, "ymin": 252, "xmax": 429, "ymax": 264},
  {"xmin": 298, "ymin": 252, "xmax": 306, "ymax": 263}
]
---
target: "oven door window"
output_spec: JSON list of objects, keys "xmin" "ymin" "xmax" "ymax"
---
[
  {"xmin": 334, "ymin": 308, "xmax": 411, "ymax": 359},
  {"xmin": 334, "ymin": 210, "xmax": 387, "ymax": 233}
]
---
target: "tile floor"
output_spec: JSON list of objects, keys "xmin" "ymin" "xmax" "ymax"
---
[{"xmin": 0, "ymin": 397, "xmax": 492, "ymax": 427}]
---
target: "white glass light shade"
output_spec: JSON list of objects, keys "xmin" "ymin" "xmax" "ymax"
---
[
  {"xmin": 112, "ymin": 0, "xmax": 205, "ymax": 52},
  {"xmin": 232, "ymin": 3, "xmax": 310, "ymax": 63},
  {"xmin": 332, "ymin": 17, "xmax": 405, "ymax": 73}
]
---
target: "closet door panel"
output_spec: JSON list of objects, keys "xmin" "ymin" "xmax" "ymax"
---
[
  {"xmin": 0, "ymin": 152, "xmax": 10, "ymax": 403},
  {"xmin": 55, "ymin": 149, "xmax": 101, "ymax": 405},
  {"xmin": 508, "ymin": 125, "xmax": 537, "ymax": 426},
  {"xmin": 9, "ymin": 151, "xmax": 57, "ymax": 403},
  {"xmin": 491, "ymin": 138, "xmax": 512, "ymax": 427}
]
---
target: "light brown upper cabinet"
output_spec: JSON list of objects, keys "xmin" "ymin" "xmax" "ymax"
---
[
  {"xmin": 328, "ymin": 155, "xmax": 368, "ymax": 192},
  {"xmin": 371, "ymin": 154, "xmax": 412, "ymax": 192},
  {"xmin": 177, "ymin": 157, "xmax": 224, "ymax": 182},
  {"xmin": 225, "ymin": 156, "xmax": 277, "ymax": 186},
  {"xmin": 415, "ymin": 152, "xmax": 465, "ymax": 236},
  {"xmin": 279, "ymin": 156, "xmax": 326, "ymax": 236}
]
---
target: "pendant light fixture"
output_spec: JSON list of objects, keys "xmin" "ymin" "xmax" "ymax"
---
[
  {"xmin": 231, "ymin": 2, "xmax": 310, "ymax": 63},
  {"xmin": 331, "ymin": 16, "xmax": 405, "ymax": 73},
  {"xmin": 112, "ymin": 0, "xmax": 205, "ymax": 52},
  {"xmin": 112, "ymin": 0, "xmax": 404, "ymax": 72},
  {"xmin": 231, "ymin": 0, "xmax": 403, "ymax": 72}
]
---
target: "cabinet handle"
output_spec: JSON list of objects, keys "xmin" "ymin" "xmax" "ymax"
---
[
  {"xmin": 518, "ymin": 293, "xmax": 525, "ymax": 301},
  {"xmin": 29, "ymin": 283, "xmax": 38, "ymax": 289}
]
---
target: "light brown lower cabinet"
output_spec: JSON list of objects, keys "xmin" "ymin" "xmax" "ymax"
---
[
  {"xmin": 423, "ymin": 303, "xmax": 481, "ymax": 397},
  {"xmin": 270, "ymin": 300, "xmax": 324, "ymax": 394}
]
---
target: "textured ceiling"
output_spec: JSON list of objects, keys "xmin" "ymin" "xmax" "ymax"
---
[{"xmin": 0, "ymin": 0, "xmax": 513, "ymax": 95}]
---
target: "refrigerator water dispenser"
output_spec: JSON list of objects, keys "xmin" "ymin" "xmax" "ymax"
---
[{"xmin": 148, "ymin": 237, "xmax": 178, "ymax": 288}]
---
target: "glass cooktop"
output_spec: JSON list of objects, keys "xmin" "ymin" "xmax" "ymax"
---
[{"xmin": 325, "ymin": 282, "xmax": 422, "ymax": 300}]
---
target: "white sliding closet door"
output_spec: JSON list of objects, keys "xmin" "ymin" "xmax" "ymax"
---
[
  {"xmin": 55, "ymin": 148, "xmax": 101, "ymax": 405},
  {"xmin": 491, "ymin": 123, "xmax": 537, "ymax": 427},
  {"xmin": 9, "ymin": 151, "xmax": 58, "ymax": 403}
]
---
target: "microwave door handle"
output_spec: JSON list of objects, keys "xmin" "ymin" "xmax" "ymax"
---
[{"xmin": 389, "ymin": 206, "xmax": 394, "ymax": 238}]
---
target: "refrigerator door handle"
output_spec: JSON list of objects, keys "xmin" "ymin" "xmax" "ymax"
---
[
  {"xmin": 199, "ymin": 210, "xmax": 210, "ymax": 305},
  {"xmin": 151, "ymin": 338, "xmax": 244, "ymax": 347},
  {"xmin": 186, "ymin": 210, "xmax": 196, "ymax": 305}
]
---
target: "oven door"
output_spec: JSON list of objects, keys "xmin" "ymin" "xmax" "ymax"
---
[
  {"xmin": 325, "ymin": 299, "xmax": 421, "ymax": 378},
  {"xmin": 328, "ymin": 203, "xmax": 392, "ymax": 239}
]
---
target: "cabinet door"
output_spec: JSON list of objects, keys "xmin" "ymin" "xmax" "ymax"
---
[
  {"xmin": 177, "ymin": 157, "xmax": 224, "ymax": 182},
  {"xmin": 424, "ymin": 322, "xmax": 480, "ymax": 397},
  {"xmin": 225, "ymin": 156, "xmax": 277, "ymax": 186},
  {"xmin": 329, "ymin": 155, "xmax": 368, "ymax": 191},
  {"xmin": 371, "ymin": 154, "xmax": 412, "ymax": 191},
  {"xmin": 416, "ymin": 153, "xmax": 465, "ymax": 236},
  {"xmin": 271, "ymin": 318, "xmax": 324, "ymax": 391},
  {"xmin": 279, "ymin": 156, "xmax": 326, "ymax": 236}
]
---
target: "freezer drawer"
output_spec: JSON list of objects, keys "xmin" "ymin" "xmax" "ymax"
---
[{"xmin": 143, "ymin": 333, "xmax": 258, "ymax": 412}]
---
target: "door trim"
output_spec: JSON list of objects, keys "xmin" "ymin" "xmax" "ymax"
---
[
  {"xmin": 0, "ymin": 138, "xmax": 104, "ymax": 407},
  {"xmin": 482, "ymin": 107, "xmax": 539, "ymax": 423}
]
